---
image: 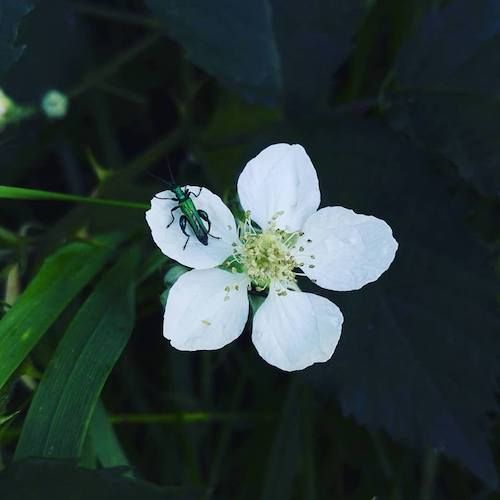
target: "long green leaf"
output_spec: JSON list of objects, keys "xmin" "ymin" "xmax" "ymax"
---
[
  {"xmin": 15, "ymin": 246, "xmax": 138, "ymax": 460},
  {"xmin": 89, "ymin": 400, "xmax": 131, "ymax": 470},
  {"xmin": 0, "ymin": 185, "xmax": 148, "ymax": 210},
  {"xmin": 0, "ymin": 236, "xmax": 119, "ymax": 391}
]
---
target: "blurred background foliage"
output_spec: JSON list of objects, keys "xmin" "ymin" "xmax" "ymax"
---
[{"xmin": 0, "ymin": 0, "xmax": 499, "ymax": 498}]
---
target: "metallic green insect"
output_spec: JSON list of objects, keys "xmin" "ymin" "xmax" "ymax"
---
[{"xmin": 153, "ymin": 172, "xmax": 220, "ymax": 250}]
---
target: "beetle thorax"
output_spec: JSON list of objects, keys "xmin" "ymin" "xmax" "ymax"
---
[{"xmin": 173, "ymin": 186, "xmax": 187, "ymax": 201}]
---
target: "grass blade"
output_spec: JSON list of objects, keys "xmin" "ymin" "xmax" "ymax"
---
[
  {"xmin": 89, "ymin": 400, "xmax": 131, "ymax": 470},
  {"xmin": 0, "ymin": 235, "xmax": 120, "ymax": 391},
  {"xmin": 0, "ymin": 185, "xmax": 148, "ymax": 210},
  {"xmin": 15, "ymin": 246, "xmax": 138, "ymax": 460}
]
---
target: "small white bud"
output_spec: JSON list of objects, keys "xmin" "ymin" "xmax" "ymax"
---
[{"xmin": 41, "ymin": 90, "xmax": 69, "ymax": 119}]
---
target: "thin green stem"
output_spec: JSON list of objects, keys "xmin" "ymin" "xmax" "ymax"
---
[
  {"xmin": 110, "ymin": 411, "xmax": 274, "ymax": 425},
  {"xmin": 68, "ymin": 33, "xmax": 163, "ymax": 99},
  {"xmin": 0, "ymin": 411, "xmax": 274, "ymax": 443},
  {"xmin": 97, "ymin": 82, "xmax": 147, "ymax": 105},
  {"xmin": 0, "ymin": 186, "xmax": 149, "ymax": 210}
]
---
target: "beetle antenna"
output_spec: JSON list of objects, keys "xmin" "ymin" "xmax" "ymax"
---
[
  {"xmin": 147, "ymin": 171, "xmax": 172, "ymax": 187},
  {"xmin": 166, "ymin": 160, "xmax": 176, "ymax": 185}
]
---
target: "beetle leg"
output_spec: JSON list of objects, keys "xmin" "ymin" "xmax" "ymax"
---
[
  {"xmin": 154, "ymin": 189, "xmax": 178, "ymax": 201},
  {"xmin": 154, "ymin": 194, "xmax": 178, "ymax": 201},
  {"xmin": 179, "ymin": 215, "xmax": 190, "ymax": 250},
  {"xmin": 198, "ymin": 210, "xmax": 221, "ymax": 239},
  {"xmin": 167, "ymin": 205, "xmax": 181, "ymax": 228},
  {"xmin": 197, "ymin": 210, "xmax": 210, "ymax": 229},
  {"xmin": 191, "ymin": 187, "xmax": 203, "ymax": 198}
]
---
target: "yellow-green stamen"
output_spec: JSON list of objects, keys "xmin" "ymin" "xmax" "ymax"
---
[{"xmin": 224, "ymin": 212, "xmax": 308, "ymax": 292}]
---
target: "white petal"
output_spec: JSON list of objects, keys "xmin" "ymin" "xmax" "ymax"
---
[
  {"xmin": 145, "ymin": 186, "xmax": 237, "ymax": 269},
  {"xmin": 252, "ymin": 288, "xmax": 343, "ymax": 371},
  {"xmin": 164, "ymin": 268, "xmax": 250, "ymax": 351},
  {"xmin": 237, "ymin": 144, "xmax": 320, "ymax": 231},
  {"xmin": 297, "ymin": 206, "xmax": 398, "ymax": 291}
]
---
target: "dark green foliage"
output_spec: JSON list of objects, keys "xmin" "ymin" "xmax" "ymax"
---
[
  {"xmin": 0, "ymin": 0, "xmax": 499, "ymax": 498},
  {"xmin": 89, "ymin": 401, "xmax": 131, "ymax": 470},
  {"xmin": 146, "ymin": 0, "xmax": 281, "ymax": 105},
  {"xmin": 266, "ymin": 0, "xmax": 365, "ymax": 114},
  {"xmin": 261, "ymin": 380, "xmax": 304, "ymax": 500},
  {"xmin": 292, "ymin": 117, "xmax": 500, "ymax": 487},
  {"xmin": 0, "ymin": 459, "xmax": 203, "ymax": 500},
  {"xmin": 0, "ymin": 0, "xmax": 32, "ymax": 77},
  {"xmin": 0, "ymin": 235, "xmax": 120, "ymax": 391},
  {"xmin": 391, "ymin": 0, "xmax": 500, "ymax": 197},
  {"xmin": 4, "ymin": 0, "xmax": 88, "ymax": 101},
  {"xmin": 15, "ymin": 246, "xmax": 138, "ymax": 460},
  {"xmin": 146, "ymin": 0, "xmax": 365, "ymax": 112}
]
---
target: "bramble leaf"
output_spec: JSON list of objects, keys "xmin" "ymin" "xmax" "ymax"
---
[
  {"xmin": 146, "ymin": 0, "xmax": 365, "ymax": 113},
  {"xmin": 253, "ymin": 116, "xmax": 500, "ymax": 486},
  {"xmin": 390, "ymin": 0, "xmax": 500, "ymax": 197},
  {"xmin": 0, "ymin": 0, "xmax": 33, "ymax": 77}
]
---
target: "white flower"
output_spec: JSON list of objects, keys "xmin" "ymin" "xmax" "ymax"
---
[{"xmin": 146, "ymin": 144, "xmax": 398, "ymax": 371}]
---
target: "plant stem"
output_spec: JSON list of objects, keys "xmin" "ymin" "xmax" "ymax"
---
[{"xmin": 110, "ymin": 411, "xmax": 274, "ymax": 425}]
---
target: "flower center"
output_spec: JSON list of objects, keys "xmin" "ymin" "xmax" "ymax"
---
[
  {"xmin": 240, "ymin": 229, "xmax": 298, "ymax": 290},
  {"xmin": 221, "ymin": 212, "xmax": 303, "ymax": 292}
]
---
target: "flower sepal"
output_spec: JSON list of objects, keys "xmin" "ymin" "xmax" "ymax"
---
[{"xmin": 160, "ymin": 264, "xmax": 189, "ymax": 307}]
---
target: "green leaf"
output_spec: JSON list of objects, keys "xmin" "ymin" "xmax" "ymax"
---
[
  {"xmin": 0, "ymin": 0, "xmax": 33, "ymax": 76},
  {"xmin": 146, "ymin": 0, "xmax": 280, "ymax": 105},
  {"xmin": 89, "ymin": 401, "xmax": 130, "ymax": 471},
  {"xmin": 391, "ymin": 0, "xmax": 500, "ymax": 197},
  {"xmin": 0, "ymin": 235, "xmax": 119, "ymax": 391},
  {"xmin": 3, "ymin": 0, "xmax": 88, "ymax": 102},
  {"xmin": 146, "ymin": 0, "xmax": 365, "ymax": 113},
  {"xmin": 271, "ymin": 0, "xmax": 365, "ymax": 114},
  {"xmin": 15, "ymin": 246, "xmax": 139, "ymax": 460},
  {"xmin": 256, "ymin": 116, "xmax": 500, "ymax": 486},
  {"xmin": 0, "ymin": 459, "xmax": 203, "ymax": 500},
  {"xmin": 0, "ymin": 185, "xmax": 149, "ymax": 210}
]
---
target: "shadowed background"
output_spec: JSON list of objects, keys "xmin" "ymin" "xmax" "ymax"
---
[{"xmin": 0, "ymin": 0, "xmax": 499, "ymax": 499}]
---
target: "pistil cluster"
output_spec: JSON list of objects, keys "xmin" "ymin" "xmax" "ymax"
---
[{"xmin": 224, "ymin": 212, "xmax": 306, "ymax": 293}]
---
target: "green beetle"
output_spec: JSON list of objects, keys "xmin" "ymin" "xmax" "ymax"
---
[{"xmin": 154, "ymin": 181, "xmax": 220, "ymax": 250}]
